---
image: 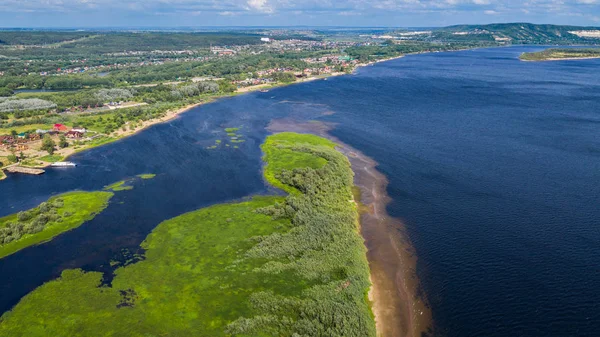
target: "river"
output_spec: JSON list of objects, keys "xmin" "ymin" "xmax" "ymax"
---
[{"xmin": 1, "ymin": 46, "xmax": 599, "ymax": 336}]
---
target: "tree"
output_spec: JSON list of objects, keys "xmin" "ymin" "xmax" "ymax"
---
[
  {"xmin": 59, "ymin": 135, "xmax": 68, "ymax": 148},
  {"xmin": 19, "ymin": 152, "xmax": 25, "ymax": 161},
  {"xmin": 7, "ymin": 154, "xmax": 18, "ymax": 163},
  {"xmin": 41, "ymin": 134, "xmax": 56, "ymax": 155},
  {"xmin": 272, "ymin": 72, "xmax": 296, "ymax": 83},
  {"xmin": 0, "ymin": 87, "xmax": 13, "ymax": 97},
  {"xmin": 10, "ymin": 130, "xmax": 17, "ymax": 137}
]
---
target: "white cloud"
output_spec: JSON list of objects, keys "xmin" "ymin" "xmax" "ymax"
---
[
  {"xmin": 0, "ymin": 0, "xmax": 599, "ymax": 24},
  {"xmin": 246, "ymin": 0, "xmax": 273, "ymax": 13}
]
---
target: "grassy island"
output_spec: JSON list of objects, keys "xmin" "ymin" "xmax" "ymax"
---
[
  {"xmin": 0, "ymin": 191, "xmax": 113, "ymax": 259},
  {"xmin": 0, "ymin": 133, "xmax": 375, "ymax": 337},
  {"xmin": 520, "ymin": 48, "xmax": 600, "ymax": 61},
  {"xmin": 103, "ymin": 180, "xmax": 133, "ymax": 191}
]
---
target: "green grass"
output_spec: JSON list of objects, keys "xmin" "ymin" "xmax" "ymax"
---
[
  {"xmin": 39, "ymin": 155, "xmax": 64, "ymax": 163},
  {"xmin": 0, "ymin": 191, "xmax": 113, "ymax": 259},
  {"xmin": 74, "ymin": 136, "xmax": 116, "ymax": 153},
  {"xmin": 0, "ymin": 132, "xmax": 375, "ymax": 337},
  {"xmin": 0, "ymin": 170, "xmax": 5, "ymax": 180},
  {"xmin": 136, "ymin": 173, "xmax": 156, "ymax": 180},
  {"xmin": 224, "ymin": 127, "xmax": 240, "ymax": 132},
  {"xmin": 0, "ymin": 124, "xmax": 54, "ymax": 135},
  {"xmin": 103, "ymin": 180, "xmax": 133, "ymax": 191},
  {"xmin": 19, "ymin": 159, "xmax": 42, "ymax": 168},
  {"xmin": 261, "ymin": 132, "xmax": 336, "ymax": 194}
]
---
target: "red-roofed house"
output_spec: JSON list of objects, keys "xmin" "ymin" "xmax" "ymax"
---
[{"xmin": 53, "ymin": 124, "xmax": 68, "ymax": 132}]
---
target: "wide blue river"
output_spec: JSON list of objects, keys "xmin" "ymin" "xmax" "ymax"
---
[{"xmin": 1, "ymin": 46, "xmax": 599, "ymax": 336}]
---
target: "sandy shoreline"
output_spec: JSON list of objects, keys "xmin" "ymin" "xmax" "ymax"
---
[
  {"xmin": 0, "ymin": 101, "xmax": 207, "ymax": 178},
  {"xmin": 267, "ymin": 119, "xmax": 433, "ymax": 337},
  {"xmin": 1, "ymin": 70, "xmax": 353, "ymax": 178}
]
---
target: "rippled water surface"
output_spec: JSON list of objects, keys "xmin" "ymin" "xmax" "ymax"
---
[{"xmin": 1, "ymin": 46, "xmax": 599, "ymax": 336}]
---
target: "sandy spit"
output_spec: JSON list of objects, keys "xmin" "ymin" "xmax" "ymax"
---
[{"xmin": 267, "ymin": 118, "xmax": 433, "ymax": 337}]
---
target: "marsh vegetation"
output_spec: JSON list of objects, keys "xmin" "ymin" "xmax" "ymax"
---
[{"xmin": 0, "ymin": 133, "xmax": 375, "ymax": 336}]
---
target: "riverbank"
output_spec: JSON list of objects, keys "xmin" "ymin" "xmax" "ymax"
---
[
  {"xmin": 0, "ymin": 71, "xmax": 354, "ymax": 180},
  {"xmin": 267, "ymin": 119, "xmax": 433, "ymax": 337}
]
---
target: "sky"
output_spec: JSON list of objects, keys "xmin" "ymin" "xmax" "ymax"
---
[{"xmin": 0, "ymin": 0, "xmax": 599, "ymax": 28}]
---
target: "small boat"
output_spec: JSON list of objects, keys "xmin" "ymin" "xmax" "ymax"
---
[
  {"xmin": 260, "ymin": 89, "xmax": 269, "ymax": 93},
  {"xmin": 51, "ymin": 161, "xmax": 77, "ymax": 167}
]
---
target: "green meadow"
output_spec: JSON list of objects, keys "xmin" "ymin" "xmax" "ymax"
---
[{"xmin": 0, "ymin": 133, "xmax": 375, "ymax": 337}]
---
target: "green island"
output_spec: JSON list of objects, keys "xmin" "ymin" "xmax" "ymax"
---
[
  {"xmin": 0, "ymin": 132, "xmax": 375, "ymax": 337},
  {"xmin": 520, "ymin": 48, "xmax": 600, "ymax": 61},
  {"xmin": 0, "ymin": 191, "xmax": 113, "ymax": 259},
  {"xmin": 103, "ymin": 180, "xmax": 134, "ymax": 192},
  {"xmin": 104, "ymin": 174, "xmax": 156, "ymax": 191}
]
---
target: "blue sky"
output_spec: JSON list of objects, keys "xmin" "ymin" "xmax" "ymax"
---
[{"xmin": 0, "ymin": 0, "xmax": 599, "ymax": 28}]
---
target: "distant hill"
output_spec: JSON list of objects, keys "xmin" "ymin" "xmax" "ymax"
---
[{"xmin": 435, "ymin": 23, "xmax": 600, "ymax": 45}]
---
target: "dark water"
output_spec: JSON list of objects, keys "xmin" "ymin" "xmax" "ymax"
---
[{"xmin": 1, "ymin": 46, "xmax": 599, "ymax": 336}]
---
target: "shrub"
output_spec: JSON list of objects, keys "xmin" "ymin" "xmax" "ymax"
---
[
  {"xmin": 39, "ymin": 202, "xmax": 50, "ymax": 213},
  {"xmin": 17, "ymin": 211, "xmax": 32, "ymax": 222}
]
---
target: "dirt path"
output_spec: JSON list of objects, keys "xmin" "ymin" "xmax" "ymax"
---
[{"xmin": 267, "ymin": 118, "xmax": 433, "ymax": 337}]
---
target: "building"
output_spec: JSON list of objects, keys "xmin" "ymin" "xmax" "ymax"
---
[
  {"xmin": 0, "ymin": 135, "xmax": 15, "ymax": 144},
  {"xmin": 53, "ymin": 124, "xmax": 68, "ymax": 132},
  {"xmin": 65, "ymin": 131, "xmax": 83, "ymax": 139},
  {"xmin": 72, "ymin": 127, "xmax": 87, "ymax": 133}
]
